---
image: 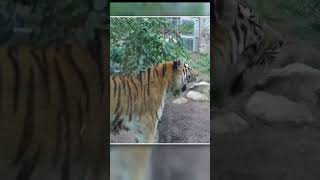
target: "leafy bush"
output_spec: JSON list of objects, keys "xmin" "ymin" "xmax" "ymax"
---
[{"xmin": 110, "ymin": 17, "xmax": 190, "ymax": 75}]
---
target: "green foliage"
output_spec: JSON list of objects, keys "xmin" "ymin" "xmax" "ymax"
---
[
  {"xmin": 185, "ymin": 53, "xmax": 210, "ymax": 77},
  {"xmin": 110, "ymin": 17, "xmax": 190, "ymax": 75},
  {"xmin": 110, "ymin": 3, "xmax": 210, "ymax": 16},
  {"xmin": 177, "ymin": 21, "xmax": 194, "ymax": 35}
]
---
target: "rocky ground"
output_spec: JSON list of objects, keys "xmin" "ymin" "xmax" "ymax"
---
[
  {"xmin": 214, "ymin": 0, "xmax": 320, "ymax": 177},
  {"xmin": 214, "ymin": 41, "xmax": 320, "ymax": 179}
]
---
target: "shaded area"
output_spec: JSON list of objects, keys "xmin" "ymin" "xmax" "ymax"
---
[{"xmin": 214, "ymin": 125, "xmax": 320, "ymax": 180}]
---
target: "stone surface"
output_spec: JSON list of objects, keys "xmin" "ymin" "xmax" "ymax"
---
[
  {"xmin": 255, "ymin": 63, "xmax": 320, "ymax": 104},
  {"xmin": 172, "ymin": 97, "xmax": 188, "ymax": 104},
  {"xmin": 187, "ymin": 90, "xmax": 209, "ymax": 101},
  {"xmin": 246, "ymin": 91, "xmax": 315, "ymax": 123}
]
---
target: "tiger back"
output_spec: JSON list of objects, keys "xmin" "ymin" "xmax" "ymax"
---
[
  {"xmin": 213, "ymin": 0, "xmax": 284, "ymax": 108},
  {"xmin": 110, "ymin": 60, "xmax": 198, "ymax": 143}
]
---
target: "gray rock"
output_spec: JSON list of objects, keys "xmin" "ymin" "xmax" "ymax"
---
[
  {"xmin": 214, "ymin": 112, "xmax": 249, "ymax": 134},
  {"xmin": 190, "ymin": 81, "xmax": 210, "ymax": 95},
  {"xmin": 255, "ymin": 63, "xmax": 320, "ymax": 104},
  {"xmin": 172, "ymin": 97, "xmax": 188, "ymax": 104},
  {"xmin": 187, "ymin": 90, "xmax": 209, "ymax": 101},
  {"xmin": 246, "ymin": 91, "xmax": 314, "ymax": 123}
]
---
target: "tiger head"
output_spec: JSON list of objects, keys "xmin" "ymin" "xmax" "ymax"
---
[
  {"xmin": 238, "ymin": 0, "xmax": 285, "ymax": 66},
  {"xmin": 167, "ymin": 60, "xmax": 199, "ymax": 96},
  {"xmin": 215, "ymin": 0, "xmax": 285, "ymax": 66}
]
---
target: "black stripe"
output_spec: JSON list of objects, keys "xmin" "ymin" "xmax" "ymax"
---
[
  {"xmin": 0, "ymin": 55, "xmax": 2, "ymax": 112},
  {"xmin": 130, "ymin": 77, "xmax": 138, "ymax": 114},
  {"xmin": 138, "ymin": 72, "xmax": 143, "ymax": 89},
  {"xmin": 77, "ymin": 100, "xmax": 84, "ymax": 161},
  {"xmin": 30, "ymin": 49, "xmax": 50, "ymax": 104},
  {"xmin": 65, "ymin": 45, "xmax": 90, "ymax": 111},
  {"xmin": 152, "ymin": 66, "xmax": 157, "ymax": 81},
  {"xmin": 112, "ymin": 76, "xmax": 117, "ymax": 98},
  {"xmin": 61, "ymin": 114, "xmax": 70, "ymax": 180},
  {"xmin": 120, "ymin": 76, "xmax": 126, "ymax": 90},
  {"xmin": 55, "ymin": 58, "xmax": 71, "ymax": 180},
  {"xmin": 130, "ymin": 77, "xmax": 138, "ymax": 96},
  {"xmin": 114, "ymin": 81, "xmax": 122, "ymax": 114},
  {"xmin": 155, "ymin": 67, "xmax": 161, "ymax": 81},
  {"xmin": 8, "ymin": 46, "xmax": 20, "ymax": 114},
  {"xmin": 143, "ymin": 85, "xmax": 147, "ymax": 110},
  {"xmin": 162, "ymin": 64, "xmax": 167, "ymax": 76},
  {"xmin": 53, "ymin": 111, "xmax": 62, "ymax": 168},
  {"xmin": 147, "ymin": 68, "xmax": 151, "ymax": 96},
  {"xmin": 125, "ymin": 78, "xmax": 130, "ymax": 114},
  {"xmin": 41, "ymin": 49, "xmax": 51, "ymax": 104},
  {"xmin": 12, "ymin": 67, "xmax": 35, "ymax": 165},
  {"xmin": 232, "ymin": 22, "xmax": 240, "ymax": 46},
  {"xmin": 113, "ymin": 107, "xmax": 123, "ymax": 131},
  {"xmin": 240, "ymin": 23, "xmax": 248, "ymax": 49},
  {"xmin": 16, "ymin": 145, "xmax": 41, "ymax": 180},
  {"xmin": 126, "ymin": 80, "xmax": 133, "ymax": 121}
]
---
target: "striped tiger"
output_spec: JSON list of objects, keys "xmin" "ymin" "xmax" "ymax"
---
[
  {"xmin": 213, "ymin": 0, "xmax": 285, "ymax": 108},
  {"xmin": 0, "ymin": 40, "xmax": 108, "ymax": 180},
  {"xmin": 110, "ymin": 60, "xmax": 198, "ymax": 143}
]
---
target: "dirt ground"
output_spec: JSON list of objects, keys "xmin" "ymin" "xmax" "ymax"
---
[
  {"xmin": 214, "ymin": 123, "xmax": 320, "ymax": 180},
  {"xmin": 158, "ymin": 100, "xmax": 210, "ymax": 143}
]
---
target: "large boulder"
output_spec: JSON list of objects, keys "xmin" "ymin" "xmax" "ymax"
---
[
  {"xmin": 246, "ymin": 91, "xmax": 315, "ymax": 123},
  {"xmin": 253, "ymin": 63, "xmax": 320, "ymax": 104}
]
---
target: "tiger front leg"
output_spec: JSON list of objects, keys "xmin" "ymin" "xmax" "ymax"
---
[{"xmin": 134, "ymin": 115, "xmax": 159, "ymax": 143}]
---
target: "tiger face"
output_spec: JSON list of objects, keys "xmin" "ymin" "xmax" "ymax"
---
[{"xmin": 169, "ymin": 60, "xmax": 199, "ymax": 96}]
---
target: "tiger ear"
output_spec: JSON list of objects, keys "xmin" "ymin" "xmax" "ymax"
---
[{"xmin": 173, "ymin": 60, "xmax": 181, "ymax": 70}]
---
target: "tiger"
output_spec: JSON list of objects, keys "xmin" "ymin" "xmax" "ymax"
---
[
  {"xmin": 0, "ymin": 39, "xmax": 108, "ymax": 180},
  {"xmin": 212, "ymin": 0, "xmax": 285, "ymax": 108},
  {"xmin": 110, "ymin": 60, "xmax": 199, "ymax": 143}
]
